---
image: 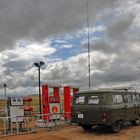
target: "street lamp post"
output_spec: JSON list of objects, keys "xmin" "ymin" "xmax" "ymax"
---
[{"xmin": 34, "ymin": 61, "xmax": 45, "ymax": 115}]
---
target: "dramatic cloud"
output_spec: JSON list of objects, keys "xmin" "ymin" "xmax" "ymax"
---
[
  {"xmin": 0, "ymin": 0, "xmax": 115, "ymax": 51},
  {"xmin": 107, "ymin": 13, "xmax": 135, "ymax": 41},
  {"xmin": 0, "ymin": 0, "xmax": 140, "ymax": 97}
]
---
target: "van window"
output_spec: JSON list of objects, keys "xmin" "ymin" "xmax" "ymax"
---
[
  {"xmin": 18, "ymin": 98, "xmax": 21, "ymax": 102},
  {"xmin": 132, "ymin": 95, "xmax": 137, "ymax": 102},
  {"xmin": 136, "ymin": 94, "xmax": 140, "ymax": 101},
  {"xmin": 124, "ymin": 94, "xmax": 132, "ymax": 103},
  {"xmin": 75, "ymin": 96, "xmax": 85, "ymax": 104},
  {"xmin": 88, "ymin": 96, "xmax": 99, "ymax": 104},
  {"xmin": 112, "ymin": 95, "xmax": 123, "ymax": 104},
  {"xmin": 13, "ymin": 98, "xmax": 16, "ymax": 102}
]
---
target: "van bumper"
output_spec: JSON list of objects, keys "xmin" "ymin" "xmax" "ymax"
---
[{"xmin": 71, "ymin": 118, "xmax": 112, "ymax": 126}]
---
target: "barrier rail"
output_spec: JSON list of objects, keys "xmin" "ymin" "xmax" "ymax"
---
[
  {"xmin": 34, "ymin": 112, "xmax": 71, "ymax": 129},
  {"xmin": 0, "ymin": 115, "xmax": 36, "ymax": 137},
  {"xmin": 0, "ymin": 112, "xmax": 72, "ymax": 137}
]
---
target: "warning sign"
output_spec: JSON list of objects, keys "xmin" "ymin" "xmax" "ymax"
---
[
  {"xmin": 52, "ymin": 106, "xmax": 58, "ymax": 113},
  {"xmin": 49, "ymin": 103, "xmax": 60, "ymax": 119}
]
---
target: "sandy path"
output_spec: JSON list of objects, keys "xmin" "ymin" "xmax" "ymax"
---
[{"xmin": 0, "ymin": 126, "xmax": 140, "ymax": 140}]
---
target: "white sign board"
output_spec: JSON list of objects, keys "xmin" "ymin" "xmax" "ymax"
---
[
  {"xmin": 10, "ymin": 97, "xmax": 23, "ymax": 106},
  {"xmin": 10, "ymin": 106, "xmax": 24, "ymax": 123},
  {"xmin": 49, "ymin": 103, "xmax": 60, "ymax": 120}
]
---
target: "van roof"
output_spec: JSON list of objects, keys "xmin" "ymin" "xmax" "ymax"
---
[{"xmin": 77, "ymin": 89, "xmax": 137, "ymax": 94}]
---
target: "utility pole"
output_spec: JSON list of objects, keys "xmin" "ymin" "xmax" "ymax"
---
[{"xmin": 86, "ymin": 0, "xmax": 91, "ymax": 90}]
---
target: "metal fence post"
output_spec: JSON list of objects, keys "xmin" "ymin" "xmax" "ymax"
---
[
  {"xmin": 3, "ymin": 118, "xmax": 6, "ymax": 135},
  {"xmin": 16, "ymin": 116, "xmax": 19, "ymax": 134}
]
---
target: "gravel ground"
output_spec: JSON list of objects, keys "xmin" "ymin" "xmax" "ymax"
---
[{"xmin": 0, "ymin": 125, "xmax": 140, "ymax": 140}]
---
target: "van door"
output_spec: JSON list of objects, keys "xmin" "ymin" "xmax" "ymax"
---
[
  {"xmin": 132, "ymin": 94, "xmax": 139, "ymax": 118},
  {"xmin": 84, "ymin": 95, "xmax": 102, "ymax": 124},
  {"xmin": 136, "ymin": 94, "xmax": 140, "ymax": 117},
  {"xmin": 111, "ymin": 94, "xmax": 125, "ymax": 122},
  {"xmin": 124, "ymin": 94, "xmax": 135, "ymax": 121},
  {"xmin": 71, "ymin": 95, "xmax": 87, "ymax": 124}
]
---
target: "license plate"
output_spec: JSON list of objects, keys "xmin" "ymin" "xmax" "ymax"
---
[{"xmin": 78, "ymin": 114, "xmax": 83, "ymax": 119}]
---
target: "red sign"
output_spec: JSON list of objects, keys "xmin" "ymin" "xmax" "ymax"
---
[{"xmin": 52, "ymin": 106, "xmax": 58, "ymax": 113}]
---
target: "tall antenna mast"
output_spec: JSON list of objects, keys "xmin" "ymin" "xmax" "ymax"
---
[{"xmin": 86, "ymin": 0, "xmax": 91, "ymax": 90}]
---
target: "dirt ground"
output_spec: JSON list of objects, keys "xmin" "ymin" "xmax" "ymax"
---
[{"xmin": 0, "ymin": 125, "xmax": 140, "ymax": 140}]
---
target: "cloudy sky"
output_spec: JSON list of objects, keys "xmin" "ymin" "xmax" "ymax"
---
[{"xmin": 0, "ymin": 0, "xmax": 140, "ymax": 96}]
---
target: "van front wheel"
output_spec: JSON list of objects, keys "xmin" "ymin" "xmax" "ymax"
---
[
  {"xmin": 110, "ymin": 121, "xmax": 121, "ymax": 133},
  {"xmin": 82, "ymin": 124, "xmax": 92, "ymax": 130}
]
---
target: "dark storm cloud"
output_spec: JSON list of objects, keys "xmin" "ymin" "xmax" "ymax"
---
[
  {"xmin": 89, "ymin": 12, "xmax": 136, "ymax": 55},
  {"xmin": 107, "ymin": 13, "xmax": 135, "ymax": 41},
  {"xmin": 90, "ymin": 40, "xmax": 115, "ymax": 54},
  {"xmin": 0, "ymin": 0, "xmax": 116, "ymax": 51},
  {"xmin": 3, "ymin": 60, "xmax": 29, "ymax": 73},
  {"xmin": 94, "ymin": 64, "xmax": 140, "ymax": 83},
  {"xmin": 0, "ymin": 0, "xmax": 139, "ymax": 94}
]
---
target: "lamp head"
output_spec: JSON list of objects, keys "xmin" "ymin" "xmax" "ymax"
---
[
  {"xmin": 34, "ymin": 62, "xmax": 39, "ymax": 67},
  {"xmin": 40, "ymin": 61, "xmax": 45, "ymax": 66}
]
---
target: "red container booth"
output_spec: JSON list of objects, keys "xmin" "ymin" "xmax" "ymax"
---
[
  {"xmin": 42, "ymin": 84, "xmax": 79, "ymax": 121},
  {"xmin": 64, "ymin": 86, "xmax": 79, "ymax": 119},
  {"xmin": 42, "ymin": 85, "xmax": 61, "ymax": 120}
]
